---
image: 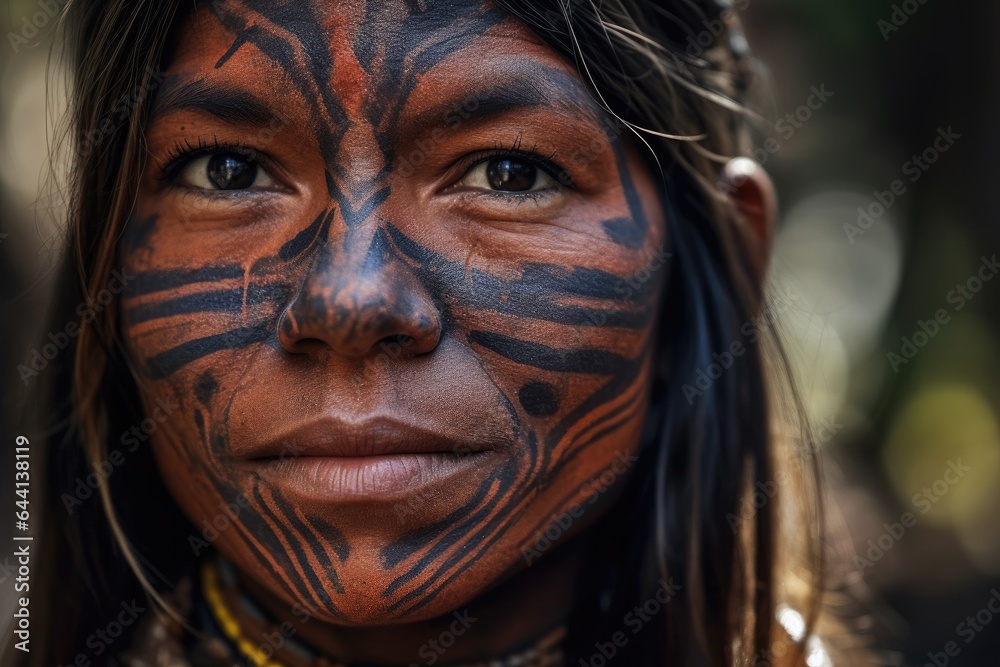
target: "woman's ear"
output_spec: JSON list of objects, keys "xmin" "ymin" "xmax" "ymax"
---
[{"xmin": 718, "ymin": 157, "xmax": 777, "ymax": 286}]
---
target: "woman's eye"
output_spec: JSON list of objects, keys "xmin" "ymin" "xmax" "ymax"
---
[
  {"xmin": 459, "ymin": 156, "xmax": 557, "ymax": 193},
  {"xmin": 177, "ymin": 151, "xmax": 275, "ymax": 191}
]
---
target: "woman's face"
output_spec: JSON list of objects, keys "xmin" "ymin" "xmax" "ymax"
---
[{"xmin": 121, "ymin": 0, "xmax": 667, "ymax": 624}]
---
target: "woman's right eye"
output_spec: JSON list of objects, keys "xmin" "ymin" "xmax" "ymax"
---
[{"xmin": 177, "ymin": 151, "xmax": 277, "ymax": 191}]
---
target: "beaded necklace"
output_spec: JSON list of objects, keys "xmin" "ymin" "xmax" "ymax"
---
[{"xmin": 200, "ymin": 556, "xmax": 568, "ymax": 667}]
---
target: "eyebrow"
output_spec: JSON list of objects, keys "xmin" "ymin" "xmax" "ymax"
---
[
  {"xmin": 397, "ymin": 65, "xmax": 608, "ymax": 139},
  {"xmin": 148, "ymin": 66, "xmax": 610, "ymax": 142},
  {"xmin": 149, "ymin": 76, "xmax": 282, "ymax": 127}
]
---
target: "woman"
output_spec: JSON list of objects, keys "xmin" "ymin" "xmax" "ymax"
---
[{"xmin": 5, "ymin": 0, "xmax": 869, "ymax": 665}]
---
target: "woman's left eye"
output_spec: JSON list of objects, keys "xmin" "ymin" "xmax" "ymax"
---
[
  {"xmin": 457, "ymin": 156, "xmax": 557, "ymax": 193},
  {"xmin": 177, "ymin": 151, "xmax": 276, "ymax": 191}
]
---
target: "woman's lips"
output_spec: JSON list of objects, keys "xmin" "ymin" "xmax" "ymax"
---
[
  {"xmin": 236, "ymin": 415, "xmax": 494, "ymax": 459},
  {"xmin": 237, "ymin": 415, "xmax": 500, "ymax": 502},
  {"xmin": 249, "ymin": 451, "xmax": 492, "ymax": 501}
]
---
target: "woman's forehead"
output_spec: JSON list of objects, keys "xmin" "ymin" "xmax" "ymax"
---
[
  {"xmin": 156, "ymin": 0, "xmax": 607, "ymax": 160},
  {"xmin": 169, "ymin": 0, "xmax": 563, "ymax": 84}
]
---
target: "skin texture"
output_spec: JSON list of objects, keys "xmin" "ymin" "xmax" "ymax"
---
[{"xmin": 119, "ymin": 0, "xmax": 670, "ymax": 657}]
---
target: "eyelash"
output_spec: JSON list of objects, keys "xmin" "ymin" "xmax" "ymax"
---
[
  {"xmin": 157, "ymin": 136, "xmax": 262, "ymax": 182},
  {"xmin": 448, "ymin": 140, "xmax": 569, "ymax": 207}
]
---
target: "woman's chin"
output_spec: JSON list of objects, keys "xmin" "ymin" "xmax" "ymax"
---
[{"xmin": 266, "ymin": 554, "xmax": 500, "ymax": 627}]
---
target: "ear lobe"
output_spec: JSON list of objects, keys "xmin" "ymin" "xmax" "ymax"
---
[{"xmin": 719, "ymin": 157, "xmax": 777, "ymax": 285}]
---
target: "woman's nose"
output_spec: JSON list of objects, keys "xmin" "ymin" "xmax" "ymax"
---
[{"xmin": 277, "ymin": 226, "xmax": 441, "ymax": 359}]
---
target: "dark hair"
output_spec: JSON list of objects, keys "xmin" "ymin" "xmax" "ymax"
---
[
  {"xmin": 492, "ymin": 3, "xmax": 810, "ymax": 664},
  {"xmin": 5, "ymin": 1, "xmax": 847, "ymax": 665}
]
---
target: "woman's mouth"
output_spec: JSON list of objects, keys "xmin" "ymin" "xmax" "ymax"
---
[
  {"xmin": 248, "ymin": 451, "xmax": 493, "ymax": 501},
  {"xmin": 238, "ymin": 415, "xmax": 499, "ymax": 502}
]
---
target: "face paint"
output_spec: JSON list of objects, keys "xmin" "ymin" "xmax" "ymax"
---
[{"xmin": 121, "ymin": 0, "xmax": 667, "ymax": 625}]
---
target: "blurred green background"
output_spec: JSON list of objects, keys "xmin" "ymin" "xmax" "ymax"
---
[
  {"xmin": 1, "ymin": 1, "xmax": 998, "ymax": 665},
  {"xmin": 744, "ymin": 1, "xmax": 1000, "ymax": 664}
]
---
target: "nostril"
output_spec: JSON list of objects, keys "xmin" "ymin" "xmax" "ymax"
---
[
  {"xmin": 374, "ymin": 334, "xmax": 416, "ymax": 361},
  {"xmin": 387, "ymin": 334, "xmax": 414, "ymax": 346}
]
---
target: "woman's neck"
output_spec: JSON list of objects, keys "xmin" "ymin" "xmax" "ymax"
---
[{"xmin": 219, "ymin": 532, "xmax": 589, "ymax": 666}]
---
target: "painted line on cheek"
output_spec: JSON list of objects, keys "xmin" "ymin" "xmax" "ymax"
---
[
  {"xmin": 147, "ymin": 323, "xmax": 271, "ymax": 379},
  {"xmin": 126, "ymin": 284, "xmax": 288, "ymax": 324},
  {"xmin": 466, "ymin": 330, "xmax": 629, "ymax": 375},
  {"xmin": 128, "ymin": 266, "xmax": 246, "ymax": 298},
  {"xmin": 606, "ymin": 141, "xmax": 650, "ymax": 247}
]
